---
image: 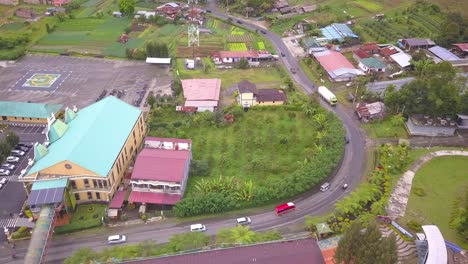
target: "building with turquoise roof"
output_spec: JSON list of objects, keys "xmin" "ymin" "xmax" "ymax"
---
[
  {"xmin": 21, "ymin": 96, "xmax": 147, "ymax": 204},
  {"xmin": 0, "ymin": 101, "xmax": 63, "ymax": 124}
]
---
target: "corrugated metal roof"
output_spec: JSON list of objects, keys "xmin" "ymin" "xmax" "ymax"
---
[
  {"xmin": 453, "ymin": 43, "xmax": 468, "ymax": 52},
  {"xmin": 428, "ymin": 46, "xmax": 460, "ymax": 61},
  {"xmin": 360, "ymin": 57, "xmax": 385, "ymax": 68},
  {"xmin": 321, "ymin": 23, "xmax": 357, "ymax": 42},
  {"xmin": 390, "ymin": 52, "xmax": 412, "ymax": 68},
  {"xmin": 182, "ymin": 79, "xmax": 221, "ymax": 101},
  {"xmin": 27, "ymin": 96, "xmax": 141, "ymax": 176},
  {"xmin": 31, "ymin": 178, "xmax": 68, "ymax": 190},
  {"xmin": 0, "ymin": 101, "xmax": 62, "ymax": 119}
]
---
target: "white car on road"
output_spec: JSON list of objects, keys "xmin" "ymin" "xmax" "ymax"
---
[
  {"xmin": 236, "ymin": 217, "xmax": 252, "ymax": 226},
  {"xmin": 108, "ymin": 235, "xmax": 126, "ymax": 244},
  {"xmin": 6, "ymin": 156, "xmax": 19, "ymax": 163},
  {"xmin": 0, "ymin": 178, "xmax": 7, "ymax": 185},
  {"xmin": 0, "ymin": 169, "xmax": 10, "ymax": 176}
]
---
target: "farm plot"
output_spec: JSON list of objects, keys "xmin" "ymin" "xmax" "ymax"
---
[
  {"xmin": 176, "ymin": 34, "xmax": 224, "ymax": 57},
  {"xmin": 256, "ymin": 41, "xmax": 265, "ymax": 50},
  {"xmin": 228, "ymin": 42, "xmax": 248, "ymax": 51},
  {"xmin": 34, "ymin": 17, "xmax": 133, "ymax": 56},
  {"xmin": 226, "ymin": 34, "xmax": 254, "ymax": 42}
]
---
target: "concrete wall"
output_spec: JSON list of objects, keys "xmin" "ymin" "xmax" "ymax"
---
[
  {"xmin": 405, "ymin": 119, "xmax": 456, "ymax": 136},
  {"xmin": 256, "ymin": 100, "xmax": 284, "ymax": 106}
]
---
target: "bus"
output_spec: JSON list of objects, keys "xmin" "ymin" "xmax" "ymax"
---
[{"xmin": 275, "ymin": 202, "xmax": 296, "ymax": 216}]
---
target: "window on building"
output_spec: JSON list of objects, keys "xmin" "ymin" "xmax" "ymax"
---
[
  {"xmin": 116, "ymin": 162, "xmax": 121, "ymax": 174},
  {"xmin": 93, "ymin": 179, "xmax": 98, "ymax": 188},
  {"xmin": 87, "ymin": 192, "xmax": 92, "ymax": 199},
  {"xmin": 70, "ymin": 180, "xmax": 77, "ymax": 189},
  {"xmin": 103, "ymin": 180, "xmax": 108, "ymax": 188},
  {"xmin": 96, "ymin": 192, "xmax": 101, "ymax": 200},
  {"xmin": 98, "ymin": 180, "xmax": 103, "ymax": 189},
  {"xmin": 84, "ymin": 179, "xmax": 90, "ymax": 188},
  {"xmin": 74, "ymin": 193, "xmax": 80, "ymax": 201}
]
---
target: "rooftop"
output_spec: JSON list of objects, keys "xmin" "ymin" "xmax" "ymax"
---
[
  {"xmin": 428, "ymin": 46, "xmax": 460, "ymax": 61},
  {"xmin": 27, "ymin": 96, "xmax": 141, "ymax": 177},
  {"xmin": 128, "ymin": 191, "xmax": 181, "ymax": 205},
  {"xmin": 125, "ymin": 238, "xmax": 324, "ymax": 264},
  {"xmin": 402, "ymin": 38, "xmax": 435, "ymax": 47},
  {"xmin": 0, "ymin": 101, "xmax": 62, "ymax": 119},
  {"xmin": 390, "ymin": 52, "xmax": 412, "ymax": 68},
  {"xmin": 238, "ymin": 80, "xmax": 257, "ymax": 94},
  {"xmin": 320, "ymin": 23, "xmax": 358, "ymax": 42},
  {"xmin": 453, "ymin": 43, "xmax": 468, "ymax": 52},
  {"xmin": 380, "ymin": 46, "xmax": 399, "ymax": 57},
  {"xmin": 422, "ymin": 225, "xmax": 447, "ymax": 264},
  {"xmin": 131, "ymin": 137, "xmax": 192, "ymax": 182},
  {"xmin": 181, "ymin": 79, "xmax": 221, "ymax": 101},
  {"xmin": 360, "ymin": 57, "xmax": 386, "ymax": 68},
  {"xmin": 314, "ymin": 50, "xmax": 363, "ymax": 78},
  {"xmin": 353, "ymin": 48, "xmax": 371, "ymax": 59},
  {"xmin": 256, "ymin": 89, "xmax": 287, "ymax": 102}
]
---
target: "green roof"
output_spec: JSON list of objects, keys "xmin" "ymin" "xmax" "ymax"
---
[
  {"xmin": 302, "ymin": 37, "xmax": 321, "ymax": 48},
  {"xmin": 0, "ymin": 101, "xmax": 62, "ymax": 119},
  {"xmin": 48, "ymin": 119, "xmax": 69, "ymax": 143},
  {"xmin": 34, "ymin": 143, "xmax": 49, "ymax": 161},
  {"xmin": 316, "ymin": 222, "xmax": 333, "ymax": 235},
  {"xmin": 28, "ymin": 96, "xmax": 141, "ymax": 177},
  {"xmin": 31, "ymin": 178, "xmax": 68, "ymax": 190},
  {"xmin": 360, "ymin": 57, "xmax": 386, "ymax": 69},
  {"xmin": 64, "ymin": 108, "xmax": 77, "ymax": 124}
]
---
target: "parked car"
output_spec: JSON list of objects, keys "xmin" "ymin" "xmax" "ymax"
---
[
  {"xmin": 260, "ymin": 30, "xmax": 266, "ymax": 34},
  {"xmin": 6, "ymin": 156, "xmax": 19, "ymax": 163},
  {"xmin": 344, "ymin": 136, "xmax": 350, "ymax": 144},
  {"xmin": 190, "ymin": 224, "xmax": 206, "ymax": 232},
  {"xmin": 236, "ymin": 217, "xmax": 252, "ymax": 226},
  {"xmin": 236, "ymin": 20, "xmax": 243, "ymax": 24},
  {"xmin": 0, "ymin": 178, "xmax": 7, "ymax": 185},
  {"xmin": 320, "ymin": 182, "xmax": 330, "ymax": 192},
  {"xmin": 1, "ymin": 164, "xmax": 15, "ymax": 170},
  {"xmin": 0, "ymin": 169, "xmax": 10, "ymax": 176},
  {"xmin": 281, "ymin": 52, "xmax": 285, "ymax": 57},
  {"xmin": 108, "ymin": 235, "xmax": 126, "ymax": 244},
  {"xmin": 18, "ymin": 143, "xmax": 33, "ymax": 148},
  {"xmin": 11, "ymin": 150, "xmax": 25, "ymax": 157},
  {"xmin": 342, "ymin": 184, "xmax": 349, "ymax": 189},
  {"xmin": 15, "ymin": 146, "xmax": 29, "ymax": 152}
]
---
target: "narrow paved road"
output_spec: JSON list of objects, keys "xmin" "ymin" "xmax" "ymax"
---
[{"xmin": 0, "ymin": 5, "xmax": 367, "ymax": 263}]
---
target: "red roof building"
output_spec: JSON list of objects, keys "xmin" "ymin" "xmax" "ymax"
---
[
  {"xmin": 379, "ymin": 46, "xmax": 399, "ymax": 58},
  {"xmin": 124, "ymin": 238, "xmax": 324, "ymax": 264},
  {"xmin": 313, "ymin": 50, "xmax": 364, "ymax": 82},
  {"xmin": 353, "ymin": 48, "xmax": 371, "ymax": 60},
  {"xmin": 452, "ymin": 43, "xmax": 468, "ymax": 57},
  {"xmin": 181, "ymin": 79, "xmax": 221, "ymax": 112},
  {"xmin": 129, "ymin": 137, "xmax": 192, "ymax": 206},
  {"xmin": 360, "ymin": 43, "xmax": 379, "ymax": 54}
]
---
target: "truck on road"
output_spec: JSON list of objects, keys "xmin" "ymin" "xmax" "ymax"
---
[{"xmin": 318, "ymin": 86, "xmax": 337, "ymax": 106}]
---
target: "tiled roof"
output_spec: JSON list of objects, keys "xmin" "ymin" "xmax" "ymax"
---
[
  {"xmin": 380, "ymin": 46, "xmax": 399, "ymax": 56},
  {"xmin": 360, "ymin": 43, "xmax": 379, "ymax": 51},
  {"xmin": 181, "ymin": 79, "xmax": 221, "ymax": 101},
  {"xmin": 353, "ymin": 48, "xmax": 371, "ymax": 59},
  {"xmin": 256, "ymin": 89, "xmax": 287, "ymax": 102},
  {"xmin": 360, "ymin": 57, "xmax": 385, "ymax": 68},
  {"xmin": 238, "ymin": 80, "xmax": 257, "ymax": 94},
  {"xmin": 125, "ymin": 238, "xmax": 324, "ymax": 264},
  {"xmin": 131, "ymin": 147, "xmax": 190, "ymax": 182},
  {"xmin": 0, "ymin": 101, "xmax": 62, "ymax": 119},
  {"xmin": 27, "ymin": 96, "xmax": 141, "ymax": 176}
]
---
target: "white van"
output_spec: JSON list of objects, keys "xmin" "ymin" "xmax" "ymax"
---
[
  {"xmin": 108, "ymin": 235, "xmax": 126, "ymax": 244},
  {"xmin": 320, "ymin": 182, "xmax": 330, "ymax": 192},
  {"xmin": 190, "ymin": 224, "xmax": 206, "ymax": 232}
]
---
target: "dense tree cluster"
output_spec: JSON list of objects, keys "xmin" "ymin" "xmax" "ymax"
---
[
  {"xmin": 219, "ymin": 0, "xmax": 276, "ymax": 17},
  {"xmin": 0, "ymin": 131, "xmax": 19, "ymax": 164},
  {"xmin": 145, "ymin": 42, "xmax": 169, "ymax": 58},
  {"xmin": 384, "ymin": 62, "xmax": 468, "ymax": 116},
  {"xmin": 335, "ymin": 221, "xmax": 398, "ymax": 264}
]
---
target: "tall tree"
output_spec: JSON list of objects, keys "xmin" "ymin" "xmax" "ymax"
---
[
  {"xmin": 335, "ymin": 220, "xmax": 397, "ymax": 264},
  {"xmin": 118, "ymin": 0, "xmax": 136, "ymax": 16}
]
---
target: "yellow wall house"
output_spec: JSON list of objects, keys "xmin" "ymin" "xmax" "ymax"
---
[
  {"xmin": 21, "ymin": 96, "xmax": 146, "ymax": 204},
  {"xmin": 0, "ymin": 101, "xmax": 63, "ymax": 124},
  {"xmin": 237, "ymin": 80, "xmax": 287, "ymax": 107}
]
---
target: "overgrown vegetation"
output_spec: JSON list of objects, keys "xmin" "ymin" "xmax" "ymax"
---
[
  {"xmin": 0, "ymin": 130, "xmax": 19, "ymax": 164},
  {"xmin": 148, "ymin": 97, "xmax": 345, "ymax": 217},
  {"xmin": 65, "ymin": 227, "xmax": 281, "ymax": 263}
]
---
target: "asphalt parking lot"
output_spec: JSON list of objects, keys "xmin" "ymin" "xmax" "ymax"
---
[
  {"xmin": 0, "ymin": 54, "xmax": 172, "ymax": 109},
  {"xmin": 0, "ymin": 125, "xmax": 46, "ymax": 218}
]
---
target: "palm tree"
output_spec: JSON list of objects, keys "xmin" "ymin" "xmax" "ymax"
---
[
  {"xmin": 302, "ymin": 103, "xmax": 314, "ymax": 117},
  {"xmin": 234, "ymin": 180, "xmax": 254, "ymax": 201},
  {"xmin": 313, "ymin": 113, "xmax": 327, "ymax": 130},
  {"xmin": 231, "ymin": 225, "xmax": 256, "ymax": 244}
]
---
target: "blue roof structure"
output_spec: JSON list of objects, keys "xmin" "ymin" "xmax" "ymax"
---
[
  {"xmin": 0, "ymin": 101, "xmax": 62, "ymax": 119},
  {"xmin": 428, "ymin": 46, "xmax": 460, "ymax": 61},
  {"xmin": 28, "ymin": 96, "xmax": 141, "ymax": 177},
  {"xmin": 321, "ymin": 23, "xmax": 358, "ymax": 42}
]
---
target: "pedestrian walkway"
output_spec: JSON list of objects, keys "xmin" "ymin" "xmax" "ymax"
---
[
  {"xmin": 0, "ymin": 217, "xmax": 35, "ymax": 228},
  {"xmin": 378, "ymin": 224, "xmax": 418, "ymax": 264},
  {"xmin": 386, "ymin": 150, "xmax": 468, "ymax": 219}
]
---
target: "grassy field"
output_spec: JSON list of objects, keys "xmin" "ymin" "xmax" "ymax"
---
[
  {"xmin": 149, "ymin": 107, "xmax": 324, "ymax": 197},
  {"xmin": 55, "ymin": 204, "xmax": 106, "ymax": 234},
  {"xmin": 402, "ymin": 156, "xmax": 468, "ymax": 248},
  {"xmin": 362, "ymin": 117, "xmax": 408, "ymax": 139},
  {"xmin": 176, "ymin": 60, "xmax": 284, "ymax": 89}
]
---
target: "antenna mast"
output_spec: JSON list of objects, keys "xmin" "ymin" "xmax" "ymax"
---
[{"xmin": 187, "ymin": 0, "xmax": 199, "ymax": 59}]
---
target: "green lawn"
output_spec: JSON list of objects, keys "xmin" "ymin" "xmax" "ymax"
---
[
  {"xmin": 362, "ymin": 117, "xmax": 408, "ymax": 139},
  {"xmin": 55, "ymin": 204, "xmax": 106, "ymax": 234},
  {"xmin": 176, "ymin": 60, "xmax": 285, "ymax": 89},
  {"xmin": 402, "ymin": 156, "xmax": 468, "ymax": 248}
]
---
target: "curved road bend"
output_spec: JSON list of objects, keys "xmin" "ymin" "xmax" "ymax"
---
[{"xmin": 0, "ymin": 7, "xmax": 366, "ymax": 264}]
